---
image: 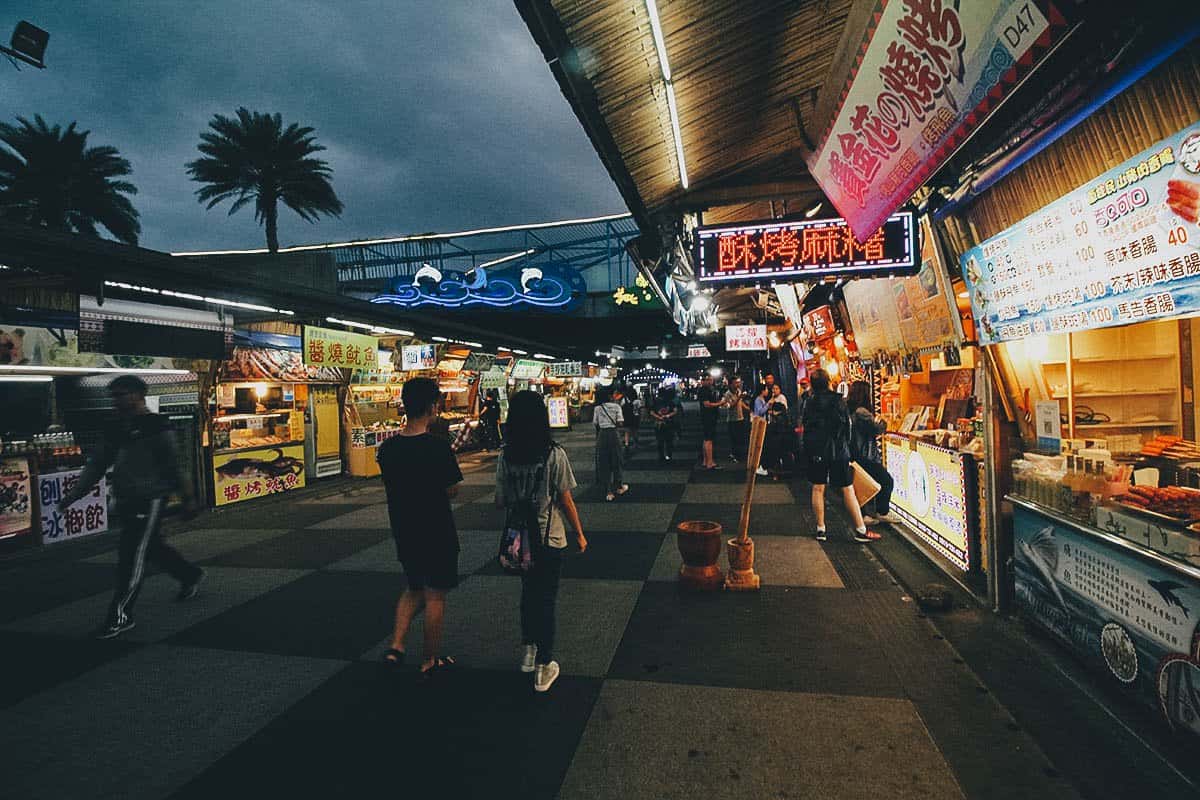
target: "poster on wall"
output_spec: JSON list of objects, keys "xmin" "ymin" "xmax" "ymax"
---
[
  {"xmin": 222, "ymin": 347, "xmax": 342, "ymax": 382},
  {"xmin": 39, "ymin": 472, "xmax": 108, "ymax": 544},
  {"xmin": 883, "ymin": 435, "xmax": 972, "ymax": 571},
  {"xmin": 547, "ymin": 396, "xmax": 570, "ymax": 429},
  {"xmin": 963, "ymin": 119, "xmax": 1200, "ymax": 344},
  {"xmin": 807, "ymin": 1, "xmax": 1071, "ymax": 239},
  {"xmin": 212, "ymin": 443, "xmax": 306, "ymax": 506},
  {"xmin": 725, "ymin": 325, "xmax": 768, "ymax": 351},
  {"xmin": 303, "ymin": 325, "xmax": 378, "ymax": 369},
  {"xmin": 0, "ymin": 323, "xmax": 190, "ymax": 372},
  {"xmin": 400, "ymin": 344, "xmax": 437, "ymax": 371},
  {"xmin": 1013, "ymin": 502, "xmax": 1200, "ymax": 736},
  {"xmin": 0, "ymin": 458, "xmax": 33, "ymax": 539}
]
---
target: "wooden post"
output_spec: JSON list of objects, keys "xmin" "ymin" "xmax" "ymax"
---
[{"xmin": 727, "ymin": 416, "xmax": 767, "ymax": 590}]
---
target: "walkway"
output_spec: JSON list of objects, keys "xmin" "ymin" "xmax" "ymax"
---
[{"xmin": 0, "ymin": 412, "xmax": 1192, "ymax": 799}]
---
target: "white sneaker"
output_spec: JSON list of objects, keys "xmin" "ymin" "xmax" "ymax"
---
[
  {"xmin": 520, "ymin": 645, "xmax": 537, "ymax": 673},
  {"xmin": 533, "ymin": 660, "xmax": 560, "ymax": 692},
  {"xmin": 875, "ymin": 513, "xmax": 899, "ymax": 524},
  {"xmin": 755, "ymin": 467, "xmax": 768, "ymax": 476},
  {"xmin": 862, "ymin": 514, "xmax": 879, "ymax": 525}
]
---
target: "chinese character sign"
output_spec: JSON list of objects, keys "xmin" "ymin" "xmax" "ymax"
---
[
  {"xmin": 547, "ymin": 396, "xmax": 570, "ymax": 429},
  {"xmin": 548, "ymin": 361, "xmax": 583, "ymax": 377},
  {"xmin": 883, "ymin": 435, "xmax": 971, "ymax": 571},
  {"xmin": 212, "ymin": 443, "xmax": 306, "ymax": 506},
  {"xmin": 400, "ymin": 344, "xmax": 437, "ymax": 371},
  {"xmin": 725, "ymin": 325, "xmax": 768, "ymax": 352},
  {"xmin": 808, "ymin": 1, "xmax": 1068, "ymax": 240},
  {"xmin": 40, "ymin": 470, "xmax": 108, "ymax": 544},
  {"xmin": 0, "ymin": 457, "xmax": 33, "ymax": 539},
  {"xmin": 695, "ymin": 212, "xmax": 918, "ymax": 285},
  {"xmin": 962, "ymin": 120, "xmax": 1200, "ymax": 344},
  {"xmin": 686, "ymin": 344, "xmax": 712, "ymax": 359},
  {"xmin": 303, "ymin": 325, "xmax": 378, "ymax": 369}
]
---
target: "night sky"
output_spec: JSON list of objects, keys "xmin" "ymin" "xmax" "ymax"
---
[{"xmin": 3, "ymin": 2, "xmax": 624, "ymax": 252}]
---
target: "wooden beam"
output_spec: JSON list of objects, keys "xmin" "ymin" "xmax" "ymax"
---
[{"xmin": 670, "ymin": 179, "xmax": 821, "ymax": 211}]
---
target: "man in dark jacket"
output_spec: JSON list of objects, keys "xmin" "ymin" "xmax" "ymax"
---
[
  {"xmin": 60, "ymin": 375, "xmax": 203, "ymax": 639},
  {"xmin": 801, "ymin": 369, "xmax": 873, "ymax": 543}
]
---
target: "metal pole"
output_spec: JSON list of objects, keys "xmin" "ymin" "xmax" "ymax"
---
[{"xmin": 981, "ymin": 353, "xmax": 1003, "ymax": 613}]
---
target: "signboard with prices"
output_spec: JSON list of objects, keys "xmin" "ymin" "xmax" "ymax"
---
[
  {"xmin": 547, "ymin": 396, "xmax": 570, "ymax": 429},
  {"xmin": 212, "ymin": 443, "xmax": 306, "ymax": 506},
  {"xmin": 548, "ymin": 361, "xmax": 583, "ymax": 378},
  {"xmin": 725, "ymin": 325, "xmax": 768, "ymax": 351},
  {"xmin": 686, "ymin": 344, "xmax": 712, "ymax": 359},
  {"xmin": 962, "ymin": 120, "xmax": 1200, "ymax": 344},
  {"xmin": 807, "ymin": 1, "xmax": 1071, "ymax": 240},
  {"xmin": 0, "ymin": 457, "xmax": 33, "ymax": 539},
  {"xmin": 1012, "ymin": 499, "xmax": 1200, "ymax": 737},
  {"xmin": 39, "ymin": 470, "xmax": 108, "ymax": 544},
  {"xmin": 883, "ymin": 434, "xmax": 974, "ymax": 571},
  {"xmin": 695, "ymin": 212, "xmax": 918, "ymax": 284},
  {"xmin": 400, "ymin": 344, "xmax": 437, "ymax": 371},
  {"xmin": 303, "ymin": 325, "xmax": 378, "ymax": 369}
]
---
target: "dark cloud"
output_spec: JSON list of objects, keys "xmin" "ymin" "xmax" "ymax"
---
[{"xmin": 4, "ymin": 1, "xmax": 624, "ymax": 251}]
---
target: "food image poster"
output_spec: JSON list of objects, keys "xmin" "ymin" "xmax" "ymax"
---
[
  {"xmin": 212, "ymin": 444, "xmax": 306, "ymax": 506},
  {"xmin": 1013, "ymin": 505, "xmax": 1200, "ymax": 735},
  {"xmin": 963, "ymin": 120, "xmax": 1200, "ymax": 344},
  {"xmin": 0, "ymin": 457, "xmax": 33, "ymax": 539}
]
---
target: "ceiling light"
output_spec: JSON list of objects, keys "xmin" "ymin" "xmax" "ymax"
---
[
  {"xmin": 686, "ymin": 280, "xmax": 697, "ymax": 292},
  {"xmin": 0, "ymin": 365, "xmax": 191, "ymax": 376},
  {"xmin": 709, "ymin": 367, "xmax": 723, "ymax": 377},
  {"xmin": 0, "ymin": 375, "xmax": 53, "ymax": 383},
  {"xmin": 646, "ymin": 0, "xmax": 688, "ymax": 189},
  {"xmin": 477, "ymin": 249, "xmax": 537, "ymax": 270},
  {"xmin": 695, "ymin": 327, "xmax": 708, "ymax": 335},
  {"xmin": 511, "ymin": 349, "xmax": 529, "ymax": 355},
  {"xmin": 105, "ymin": 281, "xmax": 294, "ymax": 315},
  {"xmin": 324, "ymin": 316, "xmax": 414, "ymax": 336},
  {"xmin": 432, "ymin": 336, "xmax": 449, "ymax": 342},
  {"xmin": 534, "ymin": 353, "xmax": 554, "ymax": 360},
  {"xmin": 690, "ymin": 295, "xmax": 711, "ymax": 312},
  {"xmin": 804, "ymin": 200, "xmax": 824, "ymax": 218}
]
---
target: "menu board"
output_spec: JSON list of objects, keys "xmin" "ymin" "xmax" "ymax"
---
[
  {"xmin": 883, "ymin": 435, "xmax": 972, "ymax": 571},
  {"xmin": 962, "ymin": 120, "xmax": 1200, "ymax": 344},
  {"xmin": 212, "ymin": 443, "xmax": 306, "ymax": 506},
  {"xmin": 547, "ymin": 396, "xmax": 570, "ymax": 429},
  {"xmin": 39, "ymin": 470, "xmax": 108, "ymax": 544},
  {"xmin": 0, "ymin": 457, "xmax": 33, "ymax": 539},
  {"xmin": 725, "ymin": 325, "xmax": 767, "ymax": 351}
]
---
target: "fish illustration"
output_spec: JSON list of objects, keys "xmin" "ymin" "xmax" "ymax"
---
[
  {"xmin": 216, "ymin": 448, "xmax": 304, "ymax": 482},
  {"xmin": 1018, "ymin": 526, "xmax": 1068, "ymax": 608},
  {"xmin": 1149, "ymin": 579, "xmax": 1191, "ymax": 619}
]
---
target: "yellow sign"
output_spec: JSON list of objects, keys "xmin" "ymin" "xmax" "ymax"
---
[
  {"xmin": 303, "ymin": 325, "xmax": 378, "ymax": 369},
  {"xmin": 212, "ymin": 443, "xmax": 306, "ymax": 506},
  {"xmin": 883, "ymin": 434, "xmax": 971, "ymax": 571}
]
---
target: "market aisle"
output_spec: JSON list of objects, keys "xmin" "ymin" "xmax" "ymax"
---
[{"xmin": 0, "ymin": 411, "xmax": 1144, "ymax": 799}]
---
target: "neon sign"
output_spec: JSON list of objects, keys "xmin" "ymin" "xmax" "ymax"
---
[
  {"xmin": 371, "ymin": 263, "xmax": 584, "ymax": 310},
  {"xmin": 695, "ymin": 211, "xmax": 918, "ymax": 285}
]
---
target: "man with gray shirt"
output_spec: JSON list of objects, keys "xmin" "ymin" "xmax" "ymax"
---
[{"xmin": 60, "ymin": 375, "xmax": 203, "ymax": 639}]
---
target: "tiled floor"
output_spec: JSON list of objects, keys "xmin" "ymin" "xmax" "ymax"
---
[{"xmin": 0, "ymin": 411, "xmax": 1129, "ymax": 798}]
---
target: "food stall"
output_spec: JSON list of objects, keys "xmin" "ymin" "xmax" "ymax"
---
[{"xmin": 960, "ymin": 80, "xmax": 1200, "ymax": 733}]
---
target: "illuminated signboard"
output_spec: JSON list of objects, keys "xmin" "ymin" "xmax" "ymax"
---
[
  {"xmin": 883, "ymin": 434, "xmax": 974, "ymax": 572},
  {"xmin": 371, "ymin": 263, "xmax": 585, "ymax": 311},
  {"xmin": 695, "ymin": 212, "xmax": 918, "ymax": 285},
  {"xmin": 547, "ymin": 396, "xmax": 570, "ymax": 429},
  {"xmin": 802, "ymin": 306, "xmax": 836, "ymax": 340},
  {"xmin": 401, "ymin": 344, "xmax": 436, "ymax": 371},
  {"xmin": 725, "ymin": 325, "xmax": 767, "ymax": 352}
]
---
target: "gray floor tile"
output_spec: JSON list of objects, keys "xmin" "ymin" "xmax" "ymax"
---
[
  {"xmin": 295, "ymin": 484, "xmax": 385, "ymax": 504},
  {"xmin": 306, "ymin": 503, "xmax": 391, "ymax": 529},
  {"xmin": 81, "ymin": 529, "xmax": 291, "ymax": 564},
  {"xmin": 361, "ymin": 575, "xmax": 641, "ymax": 677},
  {"xmin": 620, "ymin": 469, "xmax": 692, "ymax": 484},
  {"xmin": 574, "ymin": 502, "xmax": 676, "ymax": 533},
  {"xmin": 648, "ymin": 533, "xmax": 844, "ymax": 588},
  {"xmin": 559, "ymin": 680, "xmax": 964, "ymax": 800},
  {"xmin": 324, "ymin": 530, "xmax": 497, "ymax": 575},
  {"xmin": 0, "ymin": 567, "xmax": 311, "ymax": 642},
  {"xmin": 680, "ymin": 482, "xmax": 796, "ymax": 504},
  {"xmin": 0, "ymin": 645, "xmax": 346, "ymax": 800},
  {"xmin": 461, "ymin": 470, "xmax": 500, "ymax": 486}
]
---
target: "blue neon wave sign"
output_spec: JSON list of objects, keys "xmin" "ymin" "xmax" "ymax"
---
[{"xmin": 370, "ymin": 263, "xmax": 584, "ymax": 310}]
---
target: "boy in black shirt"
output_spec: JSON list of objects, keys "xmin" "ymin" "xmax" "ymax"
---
[
  {"xmin": 377, "ymin": 377, "xmax": 463, "ymax": 676},
  {"xmin": 697, "ymin": 374, "xmax": 722, "ymax": 469}
]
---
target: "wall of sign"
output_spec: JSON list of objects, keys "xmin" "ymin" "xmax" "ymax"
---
[
  {"xmin": 39, "ymin": 471, "xmax": 107, "ymax": 544},
  {"xmin": 807, "ymin": 1, "xmax": 1070, "ymax": 239},
  {"xmin": 212, "ymin": 443, "xmax": 306, "ymax": 506},
  {"xmin": 0, "ymin": 457, "xmax": 33, "ymax": 539},
  {"xmin": 883, "ymin": 435, "xmax": 973, "ymax": 571},
  {"xmin": 370, "ymin": 262, "xmax": 585, "ymax": 310},
  {"xmin": 400, "ymin": 344, "xmax": 437, "ymax": 371},
  {"xmin": 962, "ymin": 119, "xmax": 1200, "ymax": 344},
  {"xmin": 1013, "ymin": 500, "xmax": 1200, "ymax": 737},
  {"xmin": 547, "ymin": 396, "xmax": 570, "ymax": 429},
  {"xmin": 725, "ymin": 325, "xmax": 768, "ymax": 352},
  {"xmin": 695, "ymin": 212, "xmax": 918, "ymax": 285}
]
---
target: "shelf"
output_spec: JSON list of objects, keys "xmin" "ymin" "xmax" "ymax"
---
[
  {"xmin": 1042, "ymin": 354, "xmax": 1177, "ymax": 365},
  {"xmin": 1051, "ymin": 391, "xmax": 1177, "ymax": 399},
  {"xmin": 1061, "ymin": 420, "xmax": 1178, "ymax": 429},
  {"xmin": 214, "ymin": 411, "xmax": 293, "ymax": 422}
]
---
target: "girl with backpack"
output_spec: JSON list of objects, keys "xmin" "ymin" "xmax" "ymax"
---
[
  {"xmin": 801, "ymin": 369, "xmax": 874, "ymax": 543},
  {"xmin": 495, "ymin": 390, "xmax": 587, "ymax": 693}
]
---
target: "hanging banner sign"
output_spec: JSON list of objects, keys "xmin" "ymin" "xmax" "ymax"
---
[
  {"xmin": 803, "ymin": 306, "xmax": 837, "ymax": 340},
  {"xmin": 548, "ymin": 361, "xmax": 583, "ymax": 377},
  {"xmin": 303, "ymin": 325, "xmax": 377, "ymax": 369},
  {"xmin": 400, "ymin": 344, "xmax": 437, "ymax": 371},
  {"xmin": 0, "ymin": 457, "xmax": 33, "ymax": 539},
  {"xmin": 725, "ymin": 325, "xmax": 768, "ymax": 351},
  {"xmin": 695, "ymin": 212, "xmax": 918, "ymax": 284},
  {"xmin": 962, "ymin": 119, "xmax": 1200, "ymax": 344},
  {"xmin": 808, "ymin": 1, "xmax": 1071, "ymax": 240},
  {"xmin": 547, "ymin": 396, "xmax": 570, "ymax": 428},
  {"xmin": 686, "ymin": 344, "xmax": 712, "ymax": 359},
  {"xmin": 39, "ymin": 471, "xmax": 108, "ymax": 543},
  {"xmin": 511, "ymin": 359, "xmax": 547, "ymax": 380},
  {"xmin": 461, "ymin": 352, "xmax": 495, "ymax": 373}
]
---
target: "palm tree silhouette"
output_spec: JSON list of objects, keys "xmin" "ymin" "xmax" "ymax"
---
[
  {"xmin": 186, "ymin": 108, "xmax": 343, "ymax": 253},
  {"xmin": 0, "ymin": 115, "xmax": 140, "ymax": 244}
]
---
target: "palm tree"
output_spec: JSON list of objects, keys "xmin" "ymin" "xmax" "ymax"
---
[
  {"xmin": 186, "ymin": 108, "xmax": 343, "ymax": 253},
  {"xmin": 0, "ymin": 115, "xmax": 140, "ymax": 244}
]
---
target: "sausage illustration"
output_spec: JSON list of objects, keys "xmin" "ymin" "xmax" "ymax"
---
[{"xmin": 1168, "ymin": 179, "xmax": 1200, "ymax": 223}]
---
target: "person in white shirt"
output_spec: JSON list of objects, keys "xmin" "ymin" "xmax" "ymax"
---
[{"xmin": 593, "ymin": 387, "xmax": 629, "ymax": 501}]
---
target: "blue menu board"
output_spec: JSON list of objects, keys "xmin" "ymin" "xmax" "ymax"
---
[{"xmin": 962, "ymin": 121, "xmax": 1200, "ymax": 344}]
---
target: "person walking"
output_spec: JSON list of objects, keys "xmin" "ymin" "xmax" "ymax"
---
[
  {"xmin": 594, "ymin": 386, "xmax": 628, "ymax": 501},
  {"xmin": 495, "ymin": 390, "xmax": 587, "ymax": 693},
  {"xmin": 378, "ymin": 377, "xmax": 463, "ymax": 677},
  {"xmin": 751, "ymin": 384, "xmax": 771, "ymax": 476},
  {"xmin": 650, "ymin": 387, "xmax": 680, "ymax": 462},
  {"xmin": 621, "ymin": 386, "xmax": 641, "ymax": 453},
  {"xmin": 802, "ymin": 369, "xmax": 875, "ymax": 543},
  {"xmin": 479, "ymin": 388, "xmax": 502, "ymax": 451},
  {"xmin": 59, "ymin": 376, "xmax": 204, "ymax": 639},
  {"xmin": 698, "ymin": 374, "xmax": 722, "ymax": 470},
  {"xmin": 847, "ymin": 380, "xmax": 897, "ymax": 526},
  {"xmin": 722, "ymin": 377, "xmax": 749, "ymax": 463}
]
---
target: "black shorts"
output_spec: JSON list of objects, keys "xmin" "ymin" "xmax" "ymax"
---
[
  {"xmin": 806, "ymin": 457, "xmax": 853, "ymax": 488},
  {"xmin": 397, "ymin": 541, "xmax": 459, "ymax": 591},
  {"xmin": 701, "ymin": 416, "xmax": 718, "ymax": 440}
]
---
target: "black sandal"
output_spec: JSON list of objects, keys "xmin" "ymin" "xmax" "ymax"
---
[
  {"xmin": 382, "ymin": 648, "xmax": 405, "ymax": 667},
  {"xmin": 420, "ymin": 655, "xmax": 457, "ymax": 678}
]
